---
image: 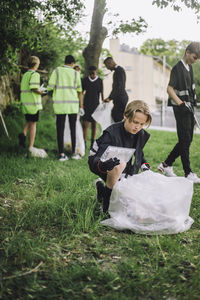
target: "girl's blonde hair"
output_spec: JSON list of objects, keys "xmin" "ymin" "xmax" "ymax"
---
[
  {"xmin": 124, "ymin": 100, "xmax": 152, "ymax": 127},
  {"xmin": 27, "ymin": 56, "xmax": 40, "ymax": 68}
]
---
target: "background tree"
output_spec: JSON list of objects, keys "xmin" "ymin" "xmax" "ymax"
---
[
  {"xmin": 82, "ymin": 0, "xmax": 108, "ymax": 76},
  {"xmin": 82, "ymin": 0, "xmax": 147, "ymax": 76},
  {"xmin": 140, "ymin": 39, "xmax": 189, "ymax": 66}
]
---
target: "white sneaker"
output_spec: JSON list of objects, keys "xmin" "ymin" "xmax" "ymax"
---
[
  {"xmin": 59, "ymin": 154, "xmax": 68, "ymax": 161},
  {"xmin": 71, "ymin": 153, "xmax": 81, "ymax": 160},
  {"xmin": 185, "ymin": 172, "xmax": 200, "ymax": 183},
  {"xmin": 158, "ymin": 162, "xmax": 177, "ymax": 177},
  {"xmin": 29, "ymin": 147, "xmax": 48, "ymax": 158}
]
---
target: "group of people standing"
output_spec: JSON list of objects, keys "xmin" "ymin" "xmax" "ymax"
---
[{"xmin": 18, "ymin": 55, "xmax": 128, "ymax": 161}]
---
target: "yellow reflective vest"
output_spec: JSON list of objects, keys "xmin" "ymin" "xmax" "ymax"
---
[
  {"xmin": 47, "ymin": 66, "xmax": 82, "ymax": 114},
  {"xmin": 20, "ymin": 70, "xmax": 42, "ymax": 114}
]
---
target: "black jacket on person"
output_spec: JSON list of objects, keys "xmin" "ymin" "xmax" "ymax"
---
[
  {"xmin": 168, "ymin": 60, "xmax": 196, "ymax": 106},
  {"xmin": 109, "ymin": 66, "xmax": 128, "ymax": 122},
  {"xmin": 88, "ymin": 122, "xmax": 150, "ymax": 180}
]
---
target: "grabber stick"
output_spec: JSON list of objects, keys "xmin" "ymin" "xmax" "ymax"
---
[{"xmin": 0, "ymin": 110, "xmax": 10, "ymax": 138}]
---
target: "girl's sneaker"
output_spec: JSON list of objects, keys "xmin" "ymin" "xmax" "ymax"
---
[
  {"xmin": 158, "ymin": 162, "xmax": 177, "ymax": 177},
  {"xmin": 185, "ymin": 172, "xmax": 200, "ymax": 183}
]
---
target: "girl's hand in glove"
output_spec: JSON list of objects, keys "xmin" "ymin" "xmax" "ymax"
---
[{"xmin": 98, "ymin": 157, "xmax": 120, "ymax": 172}]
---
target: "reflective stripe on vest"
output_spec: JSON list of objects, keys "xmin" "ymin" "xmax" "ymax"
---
[
  {"xmin": 52, "ymin": 100, "xmax": 78, "ymax": 104},
  {"xmin": 21, "ymin": 102, "xmax": 41, "ymax": 105},
  {"xmin": 174, "ymin": 89, "xmax": 189, "ymax": 96}
]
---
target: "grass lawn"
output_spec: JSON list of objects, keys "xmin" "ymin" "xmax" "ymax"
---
[{"xmin": 0, "ymin": 103, "xmax": 200, "ymax": 300}]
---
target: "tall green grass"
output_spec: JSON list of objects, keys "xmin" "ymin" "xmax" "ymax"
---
[{"xmin": 0, "ymin": 103, "xmax": 200, "ymax": 299}]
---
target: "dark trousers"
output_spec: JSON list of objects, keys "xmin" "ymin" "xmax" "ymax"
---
[
  {"xmin": 112, "ymin": 96, "xmax": 128, "ymax": 122},
  {"xmin": 56, "ymin": 114, "xmax": 77, "ymax": 154},
  {"xmin": 165, "ymin": 106, "xmax": 194, "ymax": 175}
]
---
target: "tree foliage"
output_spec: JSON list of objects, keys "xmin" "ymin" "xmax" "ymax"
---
[
  {"xmin": 0, "ymin": 0, "xmax": 84, "ymax": 75},
  {"xmin": 140, "ymin": 38, "xmax": 190, "ymax": 66},
  {"xmin": 153, "ymin": 0, "xmax": 200, "ymax": 14},
  {"xmin": 112, "ymin": 17, "xmax": 148, "ymax": 37},
  {"xmin": 140, "ymin": 38, "xmax": 200, "ymax": 102}
]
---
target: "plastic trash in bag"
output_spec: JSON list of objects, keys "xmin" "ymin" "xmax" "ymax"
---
[
  {"xmin": 92, "ymin": 102, "xmax": 113, "ymax": 131},
  {"xmin": 101, "ymin": 146, "xmax": 135, "ymax": 163},
  {"xmin": 101, "ymin": 170, "xmax": 194, "ymax": 235},
  {"xmin": 64, "ymin": 116, "xmax": 85, "ymax": 157}
]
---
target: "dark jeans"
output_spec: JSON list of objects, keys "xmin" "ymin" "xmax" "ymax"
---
[
  {"xmin": 56, "ymin": 114, "xmax": 77, "ymax": 154},
  {"xmin": 165, "ymin": 105, "xmax": 194, "ymax": 175}
]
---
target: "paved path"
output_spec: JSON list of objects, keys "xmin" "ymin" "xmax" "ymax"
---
[{"xmin": 149, "ymin": 125, "xmax": 200, "ymax": 134}]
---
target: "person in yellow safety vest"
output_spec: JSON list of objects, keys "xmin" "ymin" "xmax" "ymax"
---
[
  {"xmin": 47, "ymin": 55, "xmax": 83, "ymax": 161},
  {"xmin": 18, "ymin": 56, "xmax": 46, "ymax": 155}
]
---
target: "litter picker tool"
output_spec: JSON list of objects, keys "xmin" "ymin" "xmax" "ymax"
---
[
  {"xmin": 0, "ymin": 110, "xmax": 10, "ymax": 138},
  {"xmin": 184, "ymin": 102, "xmax": 200, "ymax": 130}
]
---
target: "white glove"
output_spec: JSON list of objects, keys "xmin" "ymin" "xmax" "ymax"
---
[
  {"xmin": 79, "ymin": 108, "xmax": 85, "ymax": 116},
  {"xmin": 39, "ymin": 84, "xmax": 47, "ymax": 94}
]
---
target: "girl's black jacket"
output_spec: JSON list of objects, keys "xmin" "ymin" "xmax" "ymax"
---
[{"xmin": 88, "ymin": 121, "xmax": 150, "ymax": 178}]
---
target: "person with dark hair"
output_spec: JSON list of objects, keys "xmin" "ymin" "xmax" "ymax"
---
[
  {"xmin": 47, "ymin": 55, "xmax": 83, "ymax": 161},
  {"xmin": 89, "ymin": 100, "xmax": 152, "ymax": 213},
  {"xmin": 103, "ymin": 57, "xmax": 128, "ymax": 122},
  {"xmin": 158, "ymin": 42, "xmax": 200, "ymax": 183},
  {"xmin": 82, "ymin": 66, "xmax": 104, "ymax": 149}
]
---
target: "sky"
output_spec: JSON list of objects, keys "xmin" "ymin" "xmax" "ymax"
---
[{"xmin": 76, "ymin": 0, "xmax": 200, "ymax": 49}]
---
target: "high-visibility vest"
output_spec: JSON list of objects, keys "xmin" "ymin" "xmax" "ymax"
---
[
  {"xmin": 47, "ymin": 66, "xmax": 82, "ymax": 114},
  {"xmin": 20, "ymin": 70, "xmax": 42, "ymax": 114}
]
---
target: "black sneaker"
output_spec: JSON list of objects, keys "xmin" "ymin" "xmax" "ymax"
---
[
  {"xmin": 18, "ymin": 133, "xmax": 26, "ymax": 148},
  {"xmin": 94, "ymin": 178, "xmax": 105, "ymax": 202}
]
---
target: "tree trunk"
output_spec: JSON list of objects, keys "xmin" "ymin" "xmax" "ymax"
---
[{"xmin": 83, "ymin": 0, "xmax": 108, "ymax": 76}]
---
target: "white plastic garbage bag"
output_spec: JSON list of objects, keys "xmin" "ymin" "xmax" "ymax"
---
[
  {"xmin": 29, "ymin": 146, "xmax": 48, "ymax": 158},
  {"xmin": 92, "ymin": 102, "xmax": 113, "ymax": 131},
  {"xmin": 64, "ymin": 116, "xmax": 85, "ymax": 157},
  {"xmin": 101, "ymin": 170, "xmax": 194, "ymax": 235}
]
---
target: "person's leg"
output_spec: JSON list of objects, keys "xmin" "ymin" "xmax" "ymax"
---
[
  {"xmin": 68, "ymin": 114, "xmax": 77, "ymax": 154},
  {"xmin": 103, "ymin": 162, "xmax": 126, "ymax": 212},
  {"xmin": 91, "ymin": 120, "xmax": 97, "ymax": 148},
  {"xmin": 29, "ymin": 121, "xmax": 37, "ymax": 148},
  {"xmin": 18, "ymin": 121, "xmax": 30, "ymax": 147},
  {"xmin": 23, "ymin": 121, "xmax": 31, "ymax": 136},
  {"xmin": 56, "ymin": 114, "xmax": 66, "ymax": 155},
  {"xmin": 165, "ymin": 143, "xmax": 180, "ymax": 166},
  {"xmin": 83, "ymin": 120, "xmax": 90, "ymax": 143},
  {"xmin": 174, "ymin": 106, "xmax": 193, "ymax": 175},
  {"xmin": 159, "ymin": 106, "xmax": 193, "ymax": 176}
]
